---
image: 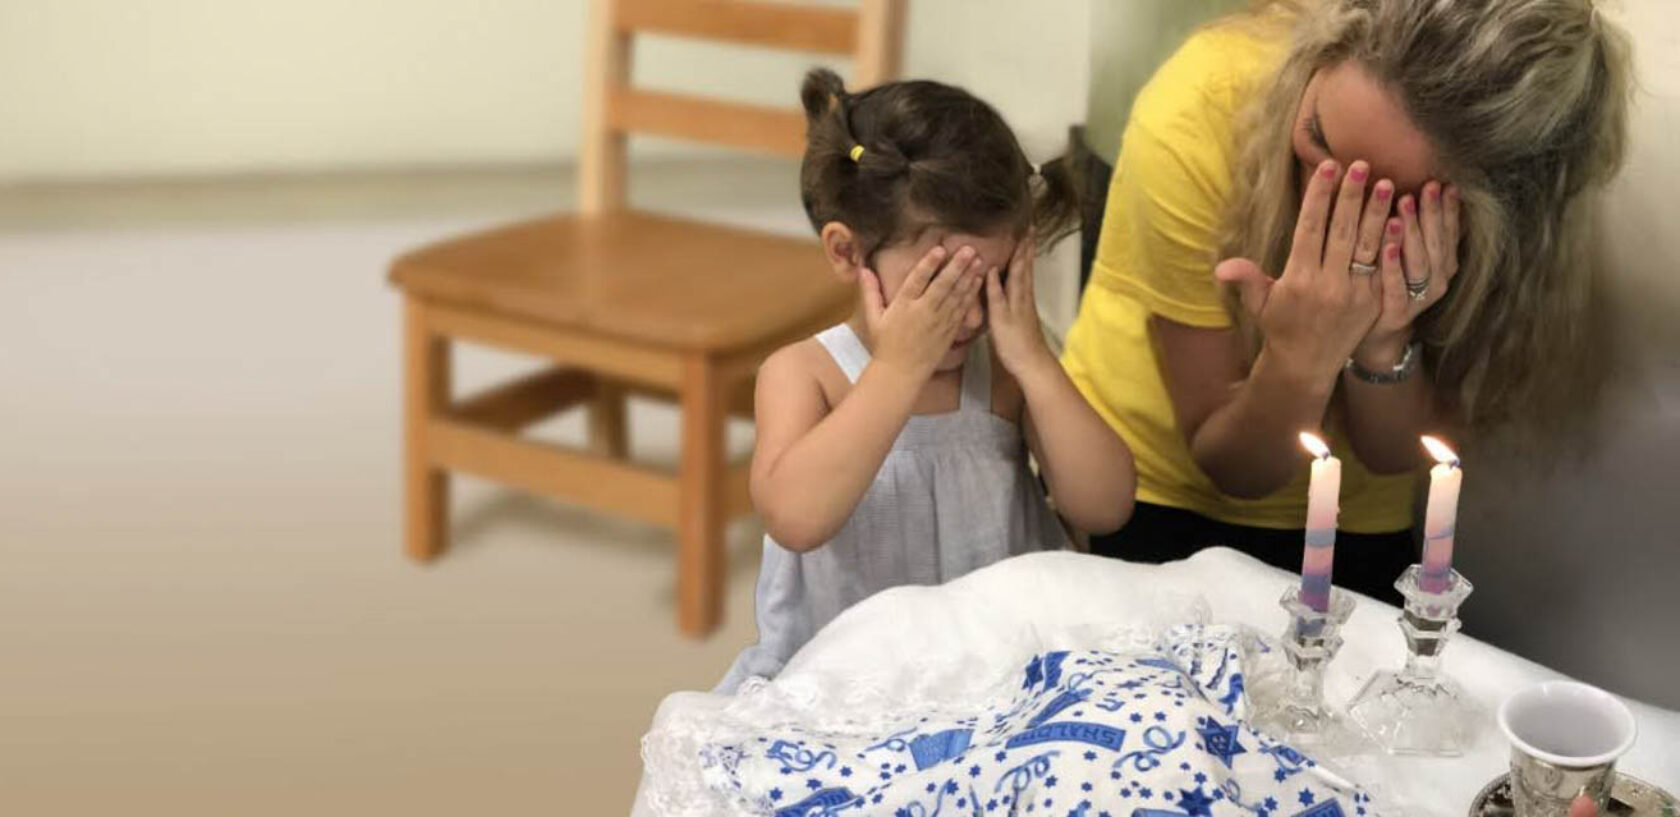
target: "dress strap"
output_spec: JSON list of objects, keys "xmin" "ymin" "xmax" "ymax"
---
[
  {"xmin": 959, "ymin": 336, "xmax": 992, "ymax": 413},
  {"xmin": 814, "ymin": 322, "xmax": 871, "ymax": 385}
]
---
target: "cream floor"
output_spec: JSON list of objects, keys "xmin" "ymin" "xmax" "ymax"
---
[{"xmin": 0, "ymin": 160, "xmax": 806, "ymax": 816}]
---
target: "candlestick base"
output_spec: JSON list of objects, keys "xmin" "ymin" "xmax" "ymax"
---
[
  {"xmin": 1348, "ymin": 565, "xmax": 1479, "ymax": 756},
  {"xmin": 1249, "ymin": 586, "xmax": 1358, "ymax": 751}
]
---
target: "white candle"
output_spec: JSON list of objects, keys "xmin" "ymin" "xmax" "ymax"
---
[
  {"xmin": 1299, "ymin": 432, "xmax": 1340, "ymax": 612},
  {"xmin": 1420, "ymin": 436, "xmax": 1462, "ymax": 594}
]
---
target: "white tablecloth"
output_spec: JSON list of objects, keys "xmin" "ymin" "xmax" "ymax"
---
[{"xmin": 635, "ymin": 548, "xmax": 1680, "ymax": 816}]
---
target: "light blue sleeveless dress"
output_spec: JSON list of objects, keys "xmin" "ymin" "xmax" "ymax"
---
[{"xmin": 717, "ymin": 323, "xmax": 1070, "ymax": 693}]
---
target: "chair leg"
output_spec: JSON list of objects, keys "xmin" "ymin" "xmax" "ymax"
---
[
  {"xmin": 403, "ymin": 295, "xmax": 451, "ymax": 561},
  {"xmin": 678, "ymin": 354, "xmax": 726, "ymax": 637},
  {"xmin": 588, "ymin": 379, "xmax": 629, "ymax": 459}
]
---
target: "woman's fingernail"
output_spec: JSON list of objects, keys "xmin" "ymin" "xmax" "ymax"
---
[
  {"xmin": 1376, "ymin": 182, "xmax": 1392, "ymax": 199},
  {"xmin": 1386, "ymin": 243, "xmax": 1401, "ymax": 260},
  {"xmin": 1427, "ymin": 184, "xmax": 1441, "ymax": 202},
  {"xmin": 1388, "ymin": 219, "xmax": 1402, "ymax": 235},
  {"xmin": 1349, "ymin": 164, "xmax": 1368, "ymax": 183},
  {"xmin": 1401, "ymin": 196, "xmax": 1416, "ymax": 215},
  {"xmin": 1321, "ymin": 161, "xmax": 1339, "ymax": 178}
]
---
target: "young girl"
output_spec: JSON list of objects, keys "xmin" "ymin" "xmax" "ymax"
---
[{"xmin": 717, "ymin": 70, "xmax": 1136, "ymax": 692}]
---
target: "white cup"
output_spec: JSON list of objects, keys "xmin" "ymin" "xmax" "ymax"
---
[{"xmin": 1497, "ymin": 681, "xmax": 1638, "ymax": 817}]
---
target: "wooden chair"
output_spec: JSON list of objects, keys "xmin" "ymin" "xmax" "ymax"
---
[{"xmin": 388, "ymin": 0, "xmax": 907, "ymax": 637}]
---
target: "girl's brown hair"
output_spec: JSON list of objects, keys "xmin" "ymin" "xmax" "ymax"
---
[{"xmin": 798, "ymin": 68, "xmax": 1079, "ymax": 257}]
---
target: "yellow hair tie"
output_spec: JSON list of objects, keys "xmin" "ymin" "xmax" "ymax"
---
[{"xmin": 848, "ymin": 144, "xmax": 866, "ymax": 162}]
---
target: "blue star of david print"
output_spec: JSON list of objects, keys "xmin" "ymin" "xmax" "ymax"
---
[
  {"xmin": 1179, "ymin": 786, "xmax": 1217, "ymax": 817},
  {"xmin": 1197, "ymin": 719, "xmax": 1247, "ymax": 768},
  {"xmin": 1024, "ymin": 655, "xmax": 1044, "ymax": 690},
  {"xmin": 1042, "ymin": 651, "xmax": 1069, "ymax": 689}
]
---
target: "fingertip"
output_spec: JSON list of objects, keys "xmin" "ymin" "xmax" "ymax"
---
[
  {"xmin": 1214, "ymin": 257, "xmax": 1256, "ymax": 283},
  {"xmin": 1400, "ymin": 195, "xmax": 1417, "ymax": 216},
  {"xmin": 1318, "ymin": 159, "xmax": 1339, "ymax": 179}
]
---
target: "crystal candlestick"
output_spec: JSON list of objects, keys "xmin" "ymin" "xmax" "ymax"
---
[
  {"xmin": 1250, "ymin": 586, "xmax": 1356, "ymax": 749},
  {"xmin": 1348, "ymin": 565, "xmax": 1477, "ymax": 756}
]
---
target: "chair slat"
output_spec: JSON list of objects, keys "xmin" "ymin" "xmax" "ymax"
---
[
  {"xmin": 614, "ymin": 0, "xmax": 858, "ymax": 54},
  {"xmin": 453, "ymin": 367, "xmax": 597, "ymax": 431},
  {"xmin": 429, "ymin": 417, "xmax": 681, "ymax": 528},
  {"xmin": 608, "ymin": 89, "xmax": 806, "ymax": 157}
]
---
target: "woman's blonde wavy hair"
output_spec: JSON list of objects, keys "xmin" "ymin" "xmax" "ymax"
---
[{"xmin": 1219, "ymin": 0, "xmax": 1631, "ymax": 434}]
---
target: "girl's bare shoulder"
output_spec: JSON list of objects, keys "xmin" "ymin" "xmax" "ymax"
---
[{"xmin": 758, "ymin": 337, "xmax": 850, "ymax": 410}]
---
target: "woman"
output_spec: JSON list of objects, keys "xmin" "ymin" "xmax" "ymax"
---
[{"xmin": 1063, "ymin": 0, "xmax": 1630, "ymax": 602}]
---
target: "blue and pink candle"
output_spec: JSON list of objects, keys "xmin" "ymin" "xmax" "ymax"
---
[
  {"xmin": 1420, "ymin": 436, "xmax": 1463, "ymax": 593},
  {"xmin": 1298, "ymin": 432, "xmax": 1340, "ymax": 612}
]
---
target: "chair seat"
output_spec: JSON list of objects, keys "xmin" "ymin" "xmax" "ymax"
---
[{"xmin": 390, "ymin": 210, "xmax": 851, "ymax": 352}]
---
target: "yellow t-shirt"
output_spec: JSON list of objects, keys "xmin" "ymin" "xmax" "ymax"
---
[{"xmin": 1063, "ymin": 22, "xmax": 1415, "ymax": 534}]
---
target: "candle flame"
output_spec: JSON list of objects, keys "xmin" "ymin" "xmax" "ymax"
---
[
  {"xmin": 1421, "ymin": 435, "xmax": 1461, "ymax": 468},
  {"xmin": 1299, "ymin": 431, "xmax": 1331, "ymax": 460}
]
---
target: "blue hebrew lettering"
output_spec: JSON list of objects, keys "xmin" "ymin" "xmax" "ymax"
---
[{"xmin": 1005, "ymin": 721, "xmax": 1126, "ymax": 752}]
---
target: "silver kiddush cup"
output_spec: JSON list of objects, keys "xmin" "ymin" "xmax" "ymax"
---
[{"xmin": 1496, "ymin": 681, "xmax": 1638, "ymax": 817}]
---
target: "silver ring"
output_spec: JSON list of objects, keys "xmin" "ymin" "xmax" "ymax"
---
[
  {"xmin": 1350, "ymin": 261, "xmax": 1378, "ymax": 276},
  {"xmin": 1406, "ymin": 278, "xmax": 1430, "ymax": 301}
]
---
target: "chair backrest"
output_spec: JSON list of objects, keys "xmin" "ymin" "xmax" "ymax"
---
[{"xmin": 579, "ymin": 0, "xmax": 907, "ymax": 214}]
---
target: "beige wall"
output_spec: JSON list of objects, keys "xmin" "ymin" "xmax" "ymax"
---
[
  {"xmin": 1084, "ymin": 0, "xmax": 1246, "ymax": 164},
  {"xmin": 0, "ymin": 0, "xmax": 1089, "ymax": 182},
  {"xmin": 1455, "ymin": 0, "xmax": 1680, "ymax": 709}
]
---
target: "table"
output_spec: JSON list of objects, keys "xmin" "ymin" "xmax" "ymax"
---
[{"xmin": 635, "ymin": 548, "xmax": 1680, "ymax": 815}]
